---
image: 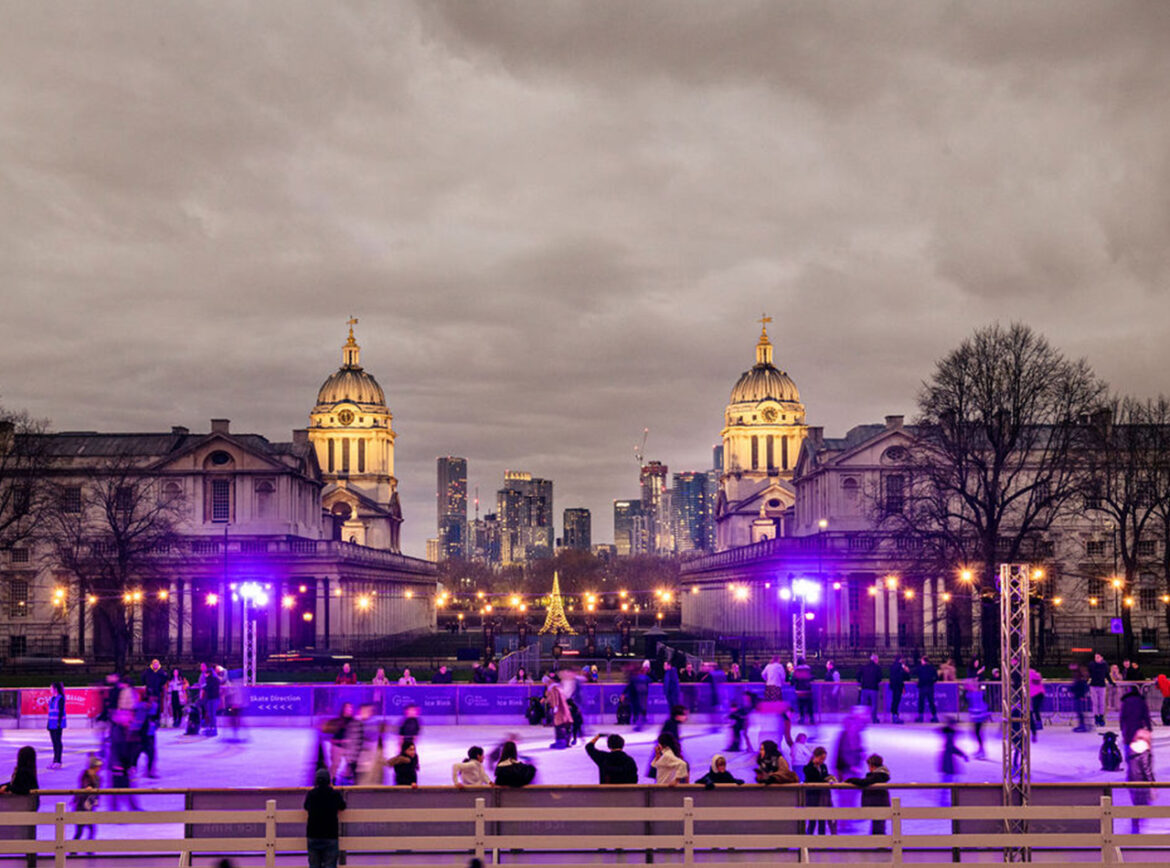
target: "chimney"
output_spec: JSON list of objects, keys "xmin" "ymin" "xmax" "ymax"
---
[
  {"xmin": 210, "ymin": 419, "xmax": 230, "ymax": 435},
  {"xmin": 292, "ymin": 429, "xmax": 309, "ymax": 446},
  {"xmin": 171, "ymin": 426, "xmax": 189, "ymax": 436},
  {"xmin": 807, "ymin": 426, "xmax": 824, "ymax": 449},
  {"xmin": 885, "ymin": 415, "xmax": 904, "ymax": 430}
]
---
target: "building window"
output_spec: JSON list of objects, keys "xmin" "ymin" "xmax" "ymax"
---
[
  {"xmin": 342, "ymin": 439, "xmax": 351, "ymax": 473},
  {"xmin": 1137, "ymin": 539, "xmax": 1156, "ymax": 558},
  {"xmin": 750, "ymin": 436, "xmax": 759, "ymax": 470},
  {"xmin": 328, "ymin": 439, "xmax": 335, "ymax": 473},
  {"xmin": 765, "ymin": 436, "xmax": 774, "ymax": 470},
  {"xmin": 211, "ymin": 479, "xmax": 231, "ymax": 522},
  {"xmin": 115, "ymin": 485, "xmax": 135, "ymax": 513},
  {"xmin": 161, "ymin": 482, "xmax": 183, "ymax": 505},
  {"xmin": 782, "ymin": 436, "xmax": 789, "ymax": 469},
  {"xmin": 884, "ymin": 475, "xmax": 904, "ymax": 514},
  {"xmin": 1086, "ymin": 540, "xmax": 1107, "ymax": 558},
  {"xmin": 1084, "ymin": 489, "xmax": 1102, "ymax": 511},
  {"xmin": 10, "ymin": 548, "xmax": 29, "ymax": 564},
  {"xmin": 9, "ymin": 635, "xmax": 27, "ymax": 656},
  {"xmin": 1035, "ymin": 539, "xmax": 1055, "ymax": 558},
  {"xmin": 1140, "ymin": 628, "xmax": 1158, "ymax": 649},
  {"xmin": 1088, "ymin": 577, "xmax": 1105, "ymax": 600},
  {"xmin": 1140, "ymin": 588, "xmax": 1158, "ymax": 611},
  {"xmin": 358, "ymin": 439, "xmax": 366, "ymax": 473},
  {"xmin": 61, "ymin": 486, "xmax": 82, "ymax": 513},
  {"xmin": 8, "ymin": 579, "xmax": 29, "ymax": 617},
  {"xmin": 255, "ymin": 479, "xmax": 275, "ymax": 519}
]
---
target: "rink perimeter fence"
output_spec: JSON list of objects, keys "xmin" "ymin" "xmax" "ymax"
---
[
  {"xmin": 4, "ymin": 679, "xmax": 1156, "ymax": 728},
  {"xmin": 5, "ymin": 783, "xmax": 1170, "ymax": 866}
]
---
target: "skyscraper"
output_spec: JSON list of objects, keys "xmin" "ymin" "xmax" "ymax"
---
[
  {"xmin": 436, "ymin": 456, "xmax": 468, "ymax": 561},
  {"xmin": 672, "ymin": 471, "xmax": 714, "ymax": 553},
  {"xmin": 640, "ymin": 460, "xmax": 672, "ymax": 554},
  {"xmin": 613, "ymin": 499, "xmax": 649, "ymax": 556},
  {"xmin": 497, "ymin": 471, "xmax": 554, "ymax": 564},
  {"xmin": 562, "ymin": 508, "xmax": 591, "ymax": 551}
]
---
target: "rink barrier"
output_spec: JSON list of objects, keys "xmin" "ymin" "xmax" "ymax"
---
[
  {"xmin": 7, "ymin": 785, "xmax": 1170, "ymax": 866},
  {"xmin": 5, "ymin": 679, "xmax": 1160, "ymax": 728}
]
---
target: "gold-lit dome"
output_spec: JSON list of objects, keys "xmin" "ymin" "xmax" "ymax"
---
[
  {"xmin": 313, "ymin": 320, "xmax": 387, "ymax": 410},
  {"xmin": 729, "ymin": 320, "xmax": 800, "ymax": 405}
]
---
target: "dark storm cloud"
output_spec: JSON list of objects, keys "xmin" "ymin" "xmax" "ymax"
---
[{"xmin": 2, "ymin": 1, "xmax": 1169, "ymax": 555}]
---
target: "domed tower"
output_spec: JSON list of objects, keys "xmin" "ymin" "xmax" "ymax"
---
[
  {"xmin": 309, "ymin": 319, "xmax": 402, "ymax": 551},
  {"xmin": 714, "ymin": 316, "xmax": 808, "ymax": 550}
]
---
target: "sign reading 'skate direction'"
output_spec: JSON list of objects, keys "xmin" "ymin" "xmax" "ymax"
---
[{"xmin": 20, "ymin": 688, "xmax": 103, "ymax": 717}]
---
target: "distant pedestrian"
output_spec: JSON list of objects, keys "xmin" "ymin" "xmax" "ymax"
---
[
  {"xmin": 47, "ymin": 681, "xmax": 66, "ymax": 768},
  {"xmin": 168, "ymin": 669, "xmax": 188, "ymax": 729},
  {"xmin": 201, "ymin": 665, "xmax": 221, "ymax": 736},
  {"xmin": 431, "ymin": 665, "xmax": 453, "ymax": 684},
  {"xmin": 304, "ymin": 767, "xmax": 347, "ymax": 868},
  {"xmin": 939, "ymin": 658, "xmax": 958, "ymax": 682},
  {"xmin": 1088, "ymin": 653, "xmax": 1113, "ymax": 727},
  {"xmin": 371, "ymin": 668, "xmax": 391, "ymax": 686},
  {"xmin": 567, "ymin": 698, "xmax": 584, "ymax": 745},
  {"xmin": 1071, "ymin": 664, "xmax": 1091, "ymax": 732},
  {"xmin": 335, "ymin": 663, "xmax": 358, "ymax": 685},
  {"xmin": 792, "ymin": 658, "xmax": 814, "ymax": 724},
  {"xmin": 727, "ymin": 693, "xmax": 755, "ymax": 753},
  {"xmin": 823, "ymin": 660, "xmax": 842, "ymax": 714},
  {"xmin": 888, "ymin": 657, "xmax": 908, "ymax": 724},
  {"xmin": 762, "ymin": 656, "xmax": 786, "ymax": 702},
  {"xmin": 938, "ymin": 720, "xmax": 968, "ymax": 798},
  {"xmin": 397, "ymin": 668, "xmax": 417, "ymax": 686},
  {"xmin": 964, "ymin": 680, "xmax": 989, "ymax": 759},
  {"xmin": 858, "ymin": 655, "xmax": 882, "ymax": 724},
  {"xmin": 915, "ymin": 656, "xmax": 939, "ymax": 723},
  {"xmin": 663, "ymin": 661, "xmax": 682, "ymax": 710},
  {"xmin": 1029, "ymin": 668, "xmax": 1046, "ymax": 740},
  {"xmin": 398, "ymin": 704, "xmax": 421, "ymax": 751},
  {"xmin": 545, "ymin": 681, "xmax": 572, "ymax": 750}
]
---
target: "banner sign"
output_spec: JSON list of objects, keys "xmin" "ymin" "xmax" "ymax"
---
[
  {"xmin": 20, "ymin": 688, "xmax": 104, "ymax": 718},
  {"xmin": 239, "ymin": 686, "xmax": 312, "ymax": 717}
]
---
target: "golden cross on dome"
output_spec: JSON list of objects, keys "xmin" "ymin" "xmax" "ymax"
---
[
  {"xmin": 347, "ymin": 316, "xmax": 359, "ymax": 340},
  {"xmin": 759, "ymin": 314, "xmax": 772, "ymax": 335}
]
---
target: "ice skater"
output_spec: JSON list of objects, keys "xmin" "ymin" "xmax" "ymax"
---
[
  {"xmin": 964, "ymin": 679, "xmax": 989, "ymax": 759},
  {"xmin": 938, "ymin": 719, "xmax": 968, "ymax": 804}
]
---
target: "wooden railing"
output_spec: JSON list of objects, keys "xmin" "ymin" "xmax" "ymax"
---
[{"xmin": 3, "ymin": 785, "xmax": 1170, "ymax": 866}]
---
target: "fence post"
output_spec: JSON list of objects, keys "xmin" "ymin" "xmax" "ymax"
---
[
  {"xmin": 890, "ymin": 797, "xmax": 902, "ymax": 863},
  {"xmin": 1100, "ymin": 795, "xmax": 1115, "ymax": 864},
  {"xmin": 265, "ymin": 798, "xmax": 277, "ymax": 868},
  {"xmin": 54, "ymin": 801, "xmax": 66, "ymax": 868},
  {"xmin": 682, "ymin": 796, "xmax": 694, "ymax": 866},
  {"xmin": 475, "ymin": 797, "xmax": 486, "ymax": 863}
]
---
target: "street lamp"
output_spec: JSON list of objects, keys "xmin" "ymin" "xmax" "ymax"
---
[{"xmin": 790, "ymin": 579, "xmax": 821, "ymax": 661}]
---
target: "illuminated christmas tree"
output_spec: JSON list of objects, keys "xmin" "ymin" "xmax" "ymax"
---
[{"xmin": 539, "ymin": 571, "xmax": 576, "ymax": 634}]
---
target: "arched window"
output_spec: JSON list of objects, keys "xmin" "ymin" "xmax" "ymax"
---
[{"xmin": 255, "ymin": 479, "xmax": 276, "ymax": 519}]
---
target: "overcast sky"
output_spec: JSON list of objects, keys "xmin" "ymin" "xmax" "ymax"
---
[{"xmin": 3, "ymin": 2, "xmax": 1170, "ymax": 557}]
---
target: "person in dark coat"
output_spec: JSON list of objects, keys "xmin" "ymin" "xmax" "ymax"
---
[
  {"xmin": 1120, "ymin": 686, "xmax": 1152, "ymax": 749},
  {"xmin": 663, "ymin": 661, "xmax": 682, "ymax": 711},
  {"xmin": 142, "ymin": 659, "xmax": 167, "ymax": 721},
  {"xmin": 1088, "ymin": 653, "xmax": 1113, "ymax": 727},
  {"xmin": 858, "ymin": 655, "xmax": 882, "ymax": 724},
  {"xmin": 386, "ymin": 740, "xmax": 419, "ymax": 787},
  {"xmin": 201, "ymin": 666, "xmax": 221, "ymax": 736},
  {"xmin": 0, "ymin": 746, "xmax": 39, "ymax": 868},
  {"xmin": 585, "ymin": 734, "xmax": 638, "ymax": 784},
  {"xmin": 847, "ymin": 754, "xmax": 891, "ymax": 834},
  {"xmin": 431, "ymin": 665, "xmax": 453, "ymax": 684},
  {"xmin": 915, "ymin": 657, "xmax": 939, "ymax": 723},
  {"xmin": 888, "ymin": 658, "xmax": 909, "ymax": 725},
  {"xmin": 492, "ymin": 741, "xmax": 537, "ymax": 787},
  {"xmin": 803, "ymin": 746, "xmax": 835, "ymax": 834},
  {"xmin": 304, "ymin": 767, "xmax": 346, "ymax": 868},
  {"xmin": 792, "ymin": 658, "xmax": 814, "ymax": 724}
]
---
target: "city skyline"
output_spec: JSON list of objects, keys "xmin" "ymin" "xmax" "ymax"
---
[{"xmin": 3, "ymin": 3, "xmax": 1170, "ymax": 558}]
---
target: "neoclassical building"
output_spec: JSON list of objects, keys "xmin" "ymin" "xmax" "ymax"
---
[
  {"xmin": 714, "ymin": 318, "xmax": 809, "ymax": 550},
  {"xmin": 0, "ymin": 325, "xmax": 435, "ymax": 663}
]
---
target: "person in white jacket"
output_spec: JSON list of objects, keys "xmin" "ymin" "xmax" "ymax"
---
[
  {"xmin": 452, "ymin": 746, "xmax": 493, "ymax": 787},
  {"xmin": 650, "ymin": 735, "xmax": 689, "ymax": 786}
]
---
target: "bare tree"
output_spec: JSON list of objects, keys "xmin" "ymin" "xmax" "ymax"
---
[
  {"xmin": 0, "ymin": 405, "xmax": 50, "ymax": 555},
  {"xmin": 1145, "ymin": 397, "xmax": 1170, "ymax": 639},
  {"xmin": 40, "ymin": 454, "xmax": 184, "ymax": 672},
  {"xmin": 892, "ymin": 323, "xmax": 1106, "ymax": 665}
]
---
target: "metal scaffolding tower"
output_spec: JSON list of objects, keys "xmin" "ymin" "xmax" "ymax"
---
[{"xmin": 999, "ymin": 563, "xmax": 1032, "ymax": 862}]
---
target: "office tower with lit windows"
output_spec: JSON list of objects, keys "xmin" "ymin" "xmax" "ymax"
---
[
  {"xmin": 672, "ymin": 471, "xmax": 714, "ymax": 553},
  {"xmin": 614, "ymin": 499, "xmax": 649, "ymax": 556},
  {"xmin": 563, "ymin": 508, "xmax": 591, "ymax": 550},
  {"xmin": 436, "ymin": 456, "xmax": 468, "ymax": 561},
  {"xmin": 640, "ymin": 460, "xmax": 673, "ymax": 554},
  {"xmin": 496, "ymin": 471, "xmax": 554, "ymax": 564}
]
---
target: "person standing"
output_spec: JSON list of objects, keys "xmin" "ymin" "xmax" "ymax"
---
[
  {"xmin": 585, "ymin": 734, "xmax": 638, "ymax": 783},
  {"xmin": 335, "ymin": 663, "xmax": 358, "ymax": 685},
  {"xmin": 397, "ymin": 668, "xmax": 417, "ymax": 686},
  {"xmin": 1125, "ymin": 728, "xmax": 1155, "ymax": 833},
  {"xmin": 888, "ymin": 657, "xmax": 908, "ymax": 725},
  {"xmin": 1088, "ymin": 652, "xmax": 1113, "ymax": 727},
  {"xmin": 792, "ymin": 658, "xmax": 814, "ymax": 724},
  {"xmin": 915, "ymin": 656, "xmax": 939, "ymax": 723},
  {"xmin": 938, "ymin": 720, "xmax": 968, "ymax": 799},
  {"xmin": 47, "ymin": 682, "xmax": 66, "ymax": 768},
  {"xmin": 143, "ymin": 659, "xmax": 167, "ymax": 724},
  {"xmin": 168, "ymin": 669, "xmax": 188, "ymax": 729},
  {"xmin": 304, "ymin": 767, "xmax": 347, "ymax": 868},
  {"xmin": 626, "ymin": 662, "xmax": 650, "ymax": 731},
  {"xmin": 847, "ymin": 754, "xmax": 892, "ymax": 835},
  {"xmin": 803, "ymin": 747, "xmax": 836, "ymax": 834},
  {"xmin": 651, "ymin": 735, "xmax": 689, "ymax": 785},
  {"xmin": 1071, "ymin": 664, "xmax": 1091, "ymax": 732},
  {"xmin": 72, "ymin": 754, "xmax": 102, "ymax": 842},
  {"xmin": 761, "ymin": 656, "xmax": 786, "ymax": 703},
  {"xmin": 823, "ymin": 661, "xmax": 841, "ymax": 715},
  {"xmin": 663, "ymin": 661, "xmax": 682, "ymax": 711},
  {"xmin": 201, "ymin": 665, "xmax": 221, "ymax": 736},
  {"xmin": 965, "ymin": 679, "xmax": 989, "ymax": 759},
  {"xmin": 0, "ymin": 746, "xmax": 39, "ymax": 868},
  {"xmin": 858, "ymin": 655, "xmax": 882, "ymax": 724},
  {"xmin": 431, "ymin": 665, "xmax": 453, "ymax": 684},
  {"xmin": 385, "ymin": 740, "xmax": 419, "ymax": 787},
  {"xmin": 371, "ymin": 668, "xmax": 391, "ymax": 686},
  {"xmin": 1029, "ymin": 668, "xmax": 1046, "ymax": 741}
]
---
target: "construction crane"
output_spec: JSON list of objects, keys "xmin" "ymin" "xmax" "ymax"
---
[{"xmin": 633, "ymin": 428, "xmax": 649, "ymax": 466}]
